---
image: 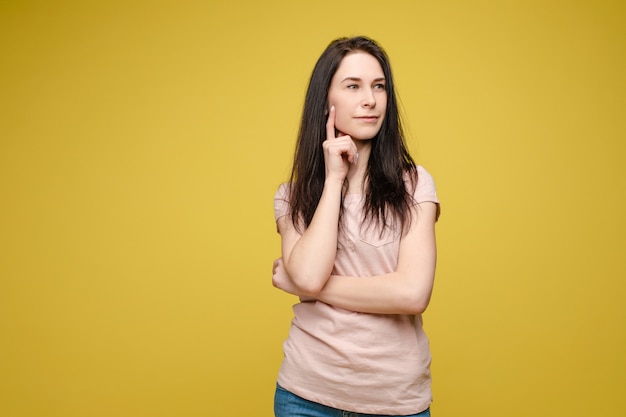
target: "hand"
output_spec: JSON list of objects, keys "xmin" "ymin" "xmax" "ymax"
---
[
  {"xmin": 272, "ymin": 257, "xmax": 316, "ymax": 302},
  {"xmin": 272, "ymin": 257, "xmax": 300, "ymax": 295},
  {"xmin": 323, "ymin": 106, "xmax": 358, "ymax": 181}
]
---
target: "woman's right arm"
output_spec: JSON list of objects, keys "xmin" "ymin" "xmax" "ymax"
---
[
  {"xmin": 277, "ymin": 179, "xmax": 342, "ymax": 296},
  {"xmin": 279, "ymin": 106, "xmax": 357, "ymax": 297}
]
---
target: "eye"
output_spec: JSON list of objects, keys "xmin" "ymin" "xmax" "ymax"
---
[
  {"xmin": 374, "ymin": 83, "xmax": 386, "ymax": 90},
  {"xmin": 347, "ymin": 84, "xmax": 358, "ymax": 89}
]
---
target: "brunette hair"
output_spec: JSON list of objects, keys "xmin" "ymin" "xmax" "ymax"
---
[{"xmin": 288, "ymin": 36, "xmax": 417, "ymax": 235}]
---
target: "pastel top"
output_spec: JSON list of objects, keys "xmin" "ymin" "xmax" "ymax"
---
[{"xmin": 273, "ymin": 165, "xmax": 440, "ymax": 415}]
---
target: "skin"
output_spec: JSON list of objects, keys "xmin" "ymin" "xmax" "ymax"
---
[
  {"xmin": 272, "ymin": 51, "xmax": 438, "ymax": 315},
  {"xmin": 327, "ymin": 51, "xmax": 387, "ymax": 194},
  {"xmin": 328, "ymin": 52, "xmax": 387, "ymax": 141}
]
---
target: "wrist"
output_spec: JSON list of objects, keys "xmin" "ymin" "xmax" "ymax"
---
[{"xmin": 323, "ymin": 176, "xmax": 345, "ymax": 191}]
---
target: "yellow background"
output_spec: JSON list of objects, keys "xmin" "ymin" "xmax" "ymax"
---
[{"xmin": 1, "ymin": 1, "xmax": 624, "ymax": 416}]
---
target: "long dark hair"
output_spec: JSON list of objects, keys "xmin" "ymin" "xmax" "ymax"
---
[{"xmin": 289, "ymin": 36, "xmax": 417, "ymax": 235}]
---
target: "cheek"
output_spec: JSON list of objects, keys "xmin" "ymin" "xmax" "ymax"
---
[{"xmin": 333, "ymin": 109, "xmax": 351, "ymax": 133}]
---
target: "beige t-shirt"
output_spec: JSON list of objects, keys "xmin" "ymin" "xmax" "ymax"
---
[{"xmin": 274, "ymin": 166, "xmax": 440, "ymax": 415}]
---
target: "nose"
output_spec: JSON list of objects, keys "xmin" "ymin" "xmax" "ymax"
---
[{"xmin": 362, "ymin": 88, "xmax": 376, "ymax": 108}]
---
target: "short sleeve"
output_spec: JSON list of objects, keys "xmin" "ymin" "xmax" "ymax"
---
[
  {"xmin": 414, "ymin": 166, "xmax": 441, "ymax": 220},
  {"xmin": 414, "ymin": 166, "xmax": 439, "ymax": 204},
  {"xmin": 274, "ymin": 183, "xmax": 291, "ymax": 221}
]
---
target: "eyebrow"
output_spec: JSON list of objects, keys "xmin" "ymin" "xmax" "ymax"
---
[{"xmin": 341, "ymin": 77, "xmax": 386, "ymax": 83}]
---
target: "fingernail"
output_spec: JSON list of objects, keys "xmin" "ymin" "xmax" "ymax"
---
[
  {"xmin": 354, "ymin": 152, "xmax": 359, "ymax": 165},
  {"xmin": 330, "ymin": 105, "xmax": 335, "ymax": 112}
]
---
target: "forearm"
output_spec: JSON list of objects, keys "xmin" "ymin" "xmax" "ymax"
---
[
  {"xmin": 283, "ymin": 178, "xmax": 344, "ymax": 295},
  {"xmin": 316, "ymin": 271, "xmax": 435, "ymax": 315}
]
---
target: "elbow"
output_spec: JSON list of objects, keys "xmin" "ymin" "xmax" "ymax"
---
[
  {"xmin": 399, "ymin": 271, "xmax": 434, "ymax": 314},
  {"xmin": 408, "ymin": 297, "xmax": 431, "ymax": 315},
  {"xmin": 294, "ymin": 271, "xmax": 328, "ymax": 297},
  {"xmin": 400, "ymin": 284, "xmax": 433, "ymax": 315},
  {"xmin": 285, "ymin": 267, "xmax": 327, "ymax": 298}
]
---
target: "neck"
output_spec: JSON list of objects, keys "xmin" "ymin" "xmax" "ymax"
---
[{"xmin": 346, "ymin": 140, "xmax": 372, "ymax": 194}]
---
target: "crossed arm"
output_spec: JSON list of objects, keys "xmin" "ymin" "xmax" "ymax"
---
[{"xmin": 272, "ymin": 200, "xmax": 438, "ymax": 315}]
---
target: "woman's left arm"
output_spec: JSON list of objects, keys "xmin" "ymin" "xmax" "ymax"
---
[{"xmin": 272, "ymin": 201, "xmax": 438, "ymax": 314}]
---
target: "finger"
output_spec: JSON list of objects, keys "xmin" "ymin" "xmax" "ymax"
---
[
  {"xmin": 326, "ymin": 105, "xmax": 336, "ymax": 140},
  {"xmin": 351, "ymin": 141, "xmax": 359, "ymax": 164},
  {"xmin": 324, "ymin": 138, "xmax": 350, "ymax": 160},
  {"xmin": 324, "ymin": 136, "xmax": 357, "ymax": 162}
]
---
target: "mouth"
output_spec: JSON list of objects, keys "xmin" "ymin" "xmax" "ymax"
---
[{"xmin": 355, "ymin": 116, "xmax": 380, "ymax": 123}]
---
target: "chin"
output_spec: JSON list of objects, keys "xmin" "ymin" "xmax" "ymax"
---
[
  {"xmin": 352, "ymin": 135, "xmax": 376, "ymax": 141},
  {"xmin": 335, "ymin": 120, "xmax": 382, "ymax": 140},
  {"xmin": 352, "ymin": 129, "xmax": 381, "ymax": 141},
  {"xmin": 337, "ymin": 127, "xmax": 380, "ymax": 141}
]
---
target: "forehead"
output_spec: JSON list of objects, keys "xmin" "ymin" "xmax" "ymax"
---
[{"xmin": 333, "ymin": 51, "xmax": 384, "ymax": 79}]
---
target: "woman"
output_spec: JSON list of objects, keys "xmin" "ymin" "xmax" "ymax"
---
[{"xmin": 272, "ymin": 36, "xmax": 440, "ymax": 417}]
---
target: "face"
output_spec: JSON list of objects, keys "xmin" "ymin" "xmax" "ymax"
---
[{"xmin": 327, "ymin": 51, "xmax": 387, "ymax": 141}]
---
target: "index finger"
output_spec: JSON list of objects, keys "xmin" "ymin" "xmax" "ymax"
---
[{"xmin": 326, "ymin": 105, "xmax": 336, "ymax": 140}]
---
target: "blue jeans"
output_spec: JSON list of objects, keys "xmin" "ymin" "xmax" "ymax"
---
[{"xmin": 274, "ymin": 384, "xmax": 431, "ymax": 417}]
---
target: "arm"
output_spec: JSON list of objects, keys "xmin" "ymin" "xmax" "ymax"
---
[
  {"xmin": 279, "ymin": 106, "xmax": 358, "ymax": 296},
  {"xmin": 273, "ymin": 201, "xmax": 438, "ymax": 314},
  {"xmin": 316, "ymin": 202, "xmax": 438, "ymax": 315},
  {"xmin": 277, "ymin": 178, "xmax": 342, "ymax": 296}
]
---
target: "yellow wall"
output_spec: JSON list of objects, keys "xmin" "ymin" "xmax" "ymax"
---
[{"xmin": 1, "ymin": 1, "xmax": 624, "ymax": 416}]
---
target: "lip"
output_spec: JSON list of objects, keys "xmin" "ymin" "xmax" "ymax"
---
[{"xmin": 355, "ymin": 116, "xmax": 379, "ymax": 123}]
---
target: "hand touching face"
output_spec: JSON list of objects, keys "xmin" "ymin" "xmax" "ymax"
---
[
  {"xmin": 322, "ymin": 105, "xmax": 358, "ymax": 182},
  {"xmin": 327, "ymin": 52, "xmax": 387, "ymax": 141}
]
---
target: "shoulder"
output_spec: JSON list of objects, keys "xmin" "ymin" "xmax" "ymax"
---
[
  {"xmin": 274, "ymin": 183, "xmax": 292, "ymax": 221},
  {"xmin": 405, "ymin": 165, "xmax": 440, "ymax": 219},
  {"xmin": 415, "ymin": 166, "xmax": 438, "ymax": 199},
  {"xmin": 275, "ymin": 182, "xmax": 291, "ymax": 200},
  {"xmin": 403, "ymin": 166, "xmax": 438, "ymax": 199}
]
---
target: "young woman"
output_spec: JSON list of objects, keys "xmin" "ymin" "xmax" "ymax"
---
[{"xmin": 272, "ymin": 36, "xmax": 440, "ymax": 417}]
